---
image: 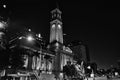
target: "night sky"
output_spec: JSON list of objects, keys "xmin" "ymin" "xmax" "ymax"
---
[{"xmin": 1, "ymin": 0, "xmax": 120, "ymax": 69}]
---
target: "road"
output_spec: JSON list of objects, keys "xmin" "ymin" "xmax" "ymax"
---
[{"xmin": 85, "ymin": 77, "xmax": 120, "ymax": 80}]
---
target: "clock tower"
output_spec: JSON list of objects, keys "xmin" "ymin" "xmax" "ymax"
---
[
  {"xmin": 50, "ymin": 8, "xmax": 63, "ymax": 44},
  {"xmin": 49, "ymin": 8, "xmax": 64, "ymax": 79}
]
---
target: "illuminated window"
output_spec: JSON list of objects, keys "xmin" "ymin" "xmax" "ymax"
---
[{"xmin": 0, "ymin": 22, "xmax": 4, "ymax": 29}]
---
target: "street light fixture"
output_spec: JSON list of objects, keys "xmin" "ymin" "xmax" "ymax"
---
[
  {"xmin": 3, "ymin": 4, "xmax": 7, "ymax": 8},
  {"xmin": 26, "ymin": 35, "xmax": 34, "ymax": 42},
  {"xmin": 87, "ymin": 66, "xmax": 91, "ymax": 69}
]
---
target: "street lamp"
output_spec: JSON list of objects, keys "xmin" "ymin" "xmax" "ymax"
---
[
  {"xmin": 3, "ymin": 4, "xmax": 7, "ymax": 8},
  {"xmin": 87, "ymin": 66, "xmax": 91, "ymax": 69},
  {"xmin": 27, "ymin": 35, "xmax": 34, "ymax": 42}
]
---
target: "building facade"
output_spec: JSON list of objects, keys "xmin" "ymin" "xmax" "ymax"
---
[
  {"xmin": 70, "ymin": 41, "xmax": 90, "ymax": 64},
  {"xmin": 2, "ymin": 7, "xmax": 74, "ymax": 80}
]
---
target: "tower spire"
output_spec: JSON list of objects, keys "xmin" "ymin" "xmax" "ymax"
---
[{"xmin": 56, "ymin": 1, "xmax": 59, "ymax": 9}]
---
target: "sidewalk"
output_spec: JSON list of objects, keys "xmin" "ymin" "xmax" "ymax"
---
[{"xmin": 84, "ymin": 76, "xmax": 107, "ymax": 80}]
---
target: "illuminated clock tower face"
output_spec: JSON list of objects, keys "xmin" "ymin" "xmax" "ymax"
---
[
  {"xmin": 58, "ymin": 24, "xmax": 61, "ymax": 29},
  {"xmin": 50, "ymin": 8, "xmax": 63, "ymax": 44}
]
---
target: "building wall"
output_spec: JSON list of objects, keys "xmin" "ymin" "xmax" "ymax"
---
[{"xmin": 70, "ymin": 44, "xmax": 90, "ymax": 63}]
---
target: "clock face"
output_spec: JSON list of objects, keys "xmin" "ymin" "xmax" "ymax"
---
[
  {"xmin": 58, "ymin": 24, "xmax": 61, "ymax": 29},
  {"xmin": 52, "ymin": 24, "xmax": 55, "ymax": 28}
]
